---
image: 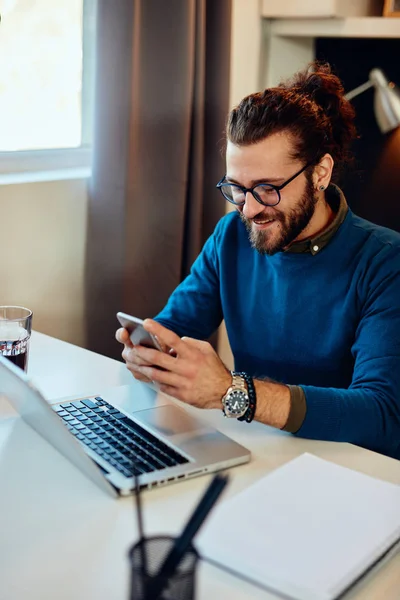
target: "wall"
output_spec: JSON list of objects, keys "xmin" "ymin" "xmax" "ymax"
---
[
  {"xmin": 315, "ymin": 36, "xmax": 400, "ymax": 228},
  {"xmin": 217, "ymin": 0, "xmax": 262, "ymax": 370},
  {"xmin": 0, "ymin": 177, "xmax": 88, "ymax": 347}
]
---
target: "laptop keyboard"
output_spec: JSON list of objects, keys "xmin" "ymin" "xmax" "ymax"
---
[{"xmin": 53, "ymin": 397, "xmax": 189, "ymax": 478}]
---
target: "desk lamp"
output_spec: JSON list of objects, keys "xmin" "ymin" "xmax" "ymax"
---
[{"xmin": 345, "ymin": 68, "xmax": 400, "ymax": 133}]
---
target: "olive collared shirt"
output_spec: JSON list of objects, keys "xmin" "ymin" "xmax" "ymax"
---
[{"xmin": 282, "ymin": 185, "xmax": 348, "ymax": 433}]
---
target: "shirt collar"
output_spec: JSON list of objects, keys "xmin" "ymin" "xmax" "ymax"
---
[{"xmin": 284, "ymin": 185, "xmax": 348, "ymax": 255}]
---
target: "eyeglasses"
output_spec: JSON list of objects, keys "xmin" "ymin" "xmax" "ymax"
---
[{"xmin": 216, "ymin": 162, "xmax": 313, "ymax": 207}]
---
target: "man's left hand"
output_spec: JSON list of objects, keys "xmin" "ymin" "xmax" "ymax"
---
[{"xmin": 134, "ymin": 319, "xmax": 231, "ymax": 410}]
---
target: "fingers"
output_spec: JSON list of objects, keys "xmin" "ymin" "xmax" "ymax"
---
[
  {"xmin": 137, "ymin": 365, "xmax": 185, "ymax": 389},
  {"xmin": 117, "ymin": 324, "xmax": 169, "ymax": 384},
  {"xmin": 125, "ymin": 362, "xmax": 153, "ymax": 383},
  {"xmin": 122, "ymin": 345, "xmax": 153, "ymax": 367},
  {"xmin": 115, "ymin": 327, "xmax": 133, "ymax": 348},
  {"xmin": 153, "ymin": 335, "xmax": 170, "ymax": 354},
  {"xmin": 143, "ymin": 319, "xmax": 189, "ymax": 357},
  {"xmin": 133, "ymin": 344, "xmax": 191, "ymax": 374}
]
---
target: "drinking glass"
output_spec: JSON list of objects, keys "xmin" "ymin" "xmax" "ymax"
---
[{"xmin": 0, "ymin": 306, "xmax": 33, "ymax": 372}]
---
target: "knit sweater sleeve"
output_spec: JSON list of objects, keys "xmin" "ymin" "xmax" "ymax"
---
[
  {"xmin": 153, "ymin": 217, "xmax": 226, "ymax": 340},
  {"xmin": 296, "ymin": 242, "xmax": 400, "ymax": 459}
]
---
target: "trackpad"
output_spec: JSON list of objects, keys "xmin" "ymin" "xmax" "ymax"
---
[{"xmin": 136, "ymin": 405, "xmax": 211, "ymax": 440}]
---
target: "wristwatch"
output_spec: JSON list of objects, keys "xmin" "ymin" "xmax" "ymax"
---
[{"xmin": 222, "ymin": 372, "xmax": 250, "ymax": 418}]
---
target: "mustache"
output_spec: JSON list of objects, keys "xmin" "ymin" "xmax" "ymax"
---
[{"xmin": 239, "ymin": 210, "xmax": 284, "ymax": 224}]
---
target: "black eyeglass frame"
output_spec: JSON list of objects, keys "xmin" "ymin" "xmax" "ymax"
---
[{"xmin": 216, "ymin": 161, "xmax": 314, "ymax": 207}]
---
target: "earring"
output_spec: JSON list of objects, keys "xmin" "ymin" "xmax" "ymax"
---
[{"xmin": 319, "ymin": 185, "xmax": 325, "ymax": 191}]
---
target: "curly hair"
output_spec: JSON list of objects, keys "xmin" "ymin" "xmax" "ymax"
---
[{"xmin": 227, "ymin": 62, "xmax": 357, "ymax": 182}]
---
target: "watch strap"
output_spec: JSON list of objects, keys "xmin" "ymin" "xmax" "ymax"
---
[
  {"xmin": 234, "ymin": 371, "xmax": 257, "ymax": 423},
  {"xmin": 231, "ymin": 372, "xmax": 247, "ymax": 391}
]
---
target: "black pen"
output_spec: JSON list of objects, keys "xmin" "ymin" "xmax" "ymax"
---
[
  {"xmin": 134, "ymin": 474, "xmax": 148, "ymax": 593},
  {"xmin": 147, "ymin": 472, "xmax": 229, "ymax": 600}
]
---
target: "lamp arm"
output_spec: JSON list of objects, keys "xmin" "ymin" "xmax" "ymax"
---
[{"xmin": 345, "ymin": 80, "xmax": 374, "ymax": 101}]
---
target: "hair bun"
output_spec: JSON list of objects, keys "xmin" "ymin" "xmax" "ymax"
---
[
  {"xmin": 292, "ymin": 62, "xmax": 345, "ymax": 118},
  {"xmin": 280, "ymin": 61, "xmax": 357, "ymax": 168}
]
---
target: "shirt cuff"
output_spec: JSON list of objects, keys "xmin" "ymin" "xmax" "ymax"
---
[{"xmin": 282, "ymin": 385, "xmax": 307, "ymax": 433}]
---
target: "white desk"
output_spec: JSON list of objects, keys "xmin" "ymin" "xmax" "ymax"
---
[{"xmin": 0, "ymin": 331, "xmax": 399, "ymax": 600}]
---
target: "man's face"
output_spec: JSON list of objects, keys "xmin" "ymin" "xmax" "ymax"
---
[{"xmin": 226, "ymin": 132, "xmax": 317, "ymax": 255}]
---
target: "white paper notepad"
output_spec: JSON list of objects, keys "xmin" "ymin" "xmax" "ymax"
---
[{"xmin": 197, "ymin": 453, "xmax": 400, "ymax": 600}]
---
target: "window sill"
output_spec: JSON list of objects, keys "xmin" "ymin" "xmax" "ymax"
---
[{"xmin": 0, "ymin": 167, "xmax": 91, "ymax": 186}]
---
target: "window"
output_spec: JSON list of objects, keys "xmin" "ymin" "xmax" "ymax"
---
[{"xmin": 0, "ymin": 0, "xmax": 96, "ymax": 173}]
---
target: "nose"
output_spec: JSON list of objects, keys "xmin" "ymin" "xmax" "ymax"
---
[{"xmin": 241, "ymin": 191, "xmax": 265, "ymax": 220}]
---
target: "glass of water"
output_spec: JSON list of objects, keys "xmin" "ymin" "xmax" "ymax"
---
[{"xmin": 0, "ymin": 306, "xmax": 33, "ymax": 372}]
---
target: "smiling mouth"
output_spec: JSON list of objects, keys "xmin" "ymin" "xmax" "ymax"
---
[{"xmin": 253, "ymin": 218, "xmax": 276, "ymax": 228}]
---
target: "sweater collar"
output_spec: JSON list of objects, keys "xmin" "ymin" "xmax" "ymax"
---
[{"xmin": 284, "ymin": 185, "xmax": 348, "ymax": 255}]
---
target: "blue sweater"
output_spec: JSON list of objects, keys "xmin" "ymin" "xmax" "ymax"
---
[{"xmin": 155, "ymin": 209, "xmax": 400, "ymax": 460}]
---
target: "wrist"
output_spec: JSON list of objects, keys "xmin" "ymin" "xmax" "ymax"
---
[
  {"xmin": 253, "ymin": 379, "xmax": 291, "ymax": 428},
  {"xmin": 214, "ymin": 370, "xmax": 232, "ymax": 410}
]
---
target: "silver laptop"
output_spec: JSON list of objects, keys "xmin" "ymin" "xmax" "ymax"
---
[{"xmin": 0, "ymin": 355, "xmax": 250, "ymax": 497}]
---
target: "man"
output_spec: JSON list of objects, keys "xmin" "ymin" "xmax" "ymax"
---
[{"xmin": 116, "ymin": 62, "xmax": 400, "ymax": 460}]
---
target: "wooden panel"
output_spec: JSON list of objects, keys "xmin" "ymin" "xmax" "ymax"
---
[
  {"xmin": 261, "ymin": 0, "xmax": 381, "ymax": 18},
  {"xmin": 269, "ymin": 17, "xmax": 400, "ymax": 38}
]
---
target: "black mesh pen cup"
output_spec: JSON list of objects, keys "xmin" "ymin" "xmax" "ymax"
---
[{"xmin": 129, "ymin": 535, "xmax": 199, "ymax": 600}]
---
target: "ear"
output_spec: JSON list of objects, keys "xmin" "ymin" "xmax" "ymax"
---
[{"xmin": 312, "ymin": 154, "xmax": 334, "ymax": 191}]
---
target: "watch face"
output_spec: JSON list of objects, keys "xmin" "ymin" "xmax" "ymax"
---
[{"xmin": 225, "ymin": 390, "xmax": 249, "ymax": 417}]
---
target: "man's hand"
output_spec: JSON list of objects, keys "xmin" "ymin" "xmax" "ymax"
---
[
  {"xmin": 116, "ymin": 320, "xmax": 291, "ymax": 427},
  {"xmin": 115, "ymin": 327, "xmax": 155, "ymax": 383},
  {"xmin": 119, "ymin": 319, "xmax": 231, "ymax": 410}
]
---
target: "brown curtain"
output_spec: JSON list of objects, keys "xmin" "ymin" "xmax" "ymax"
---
[{"xmin": 85, "ymin": 0, "xmax": 232, "ymax": 359}]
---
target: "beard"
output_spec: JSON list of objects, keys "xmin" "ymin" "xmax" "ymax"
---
[{"xmin": 239, "ymin": 175, "xmax": 318, "ymax": 255}]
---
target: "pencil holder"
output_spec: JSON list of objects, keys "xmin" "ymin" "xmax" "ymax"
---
[{"xmin": 129, "ymin": 535, "xmax": 199, "ymax": 600}]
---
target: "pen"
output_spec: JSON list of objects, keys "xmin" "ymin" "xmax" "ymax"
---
[
  {"xmin": 134, "ymin": 474, "xmax": 148, "ymax": 594},
  {"xmin": 146, "ymin": 472, "xmax": 229, "ymax": 600}
]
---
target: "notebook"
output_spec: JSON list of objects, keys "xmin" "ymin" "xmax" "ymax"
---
[{"xmin": 197, "ymin": 453, "xmax": 400, "ymax": 600}]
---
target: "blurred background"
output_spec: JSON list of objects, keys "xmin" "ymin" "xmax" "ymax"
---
[{"xmin": 1, "ymin": 0, "xmax": 399, "ymax": 363}]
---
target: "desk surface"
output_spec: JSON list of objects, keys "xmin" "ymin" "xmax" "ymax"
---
[{"xmin": 0, "ymin": 331, "xmax": 399, "ymax": 600}]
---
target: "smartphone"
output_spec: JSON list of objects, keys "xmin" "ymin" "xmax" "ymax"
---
[{"xmin": 116, "ymin": 312, "xmax": 164, "ymax": 351}]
